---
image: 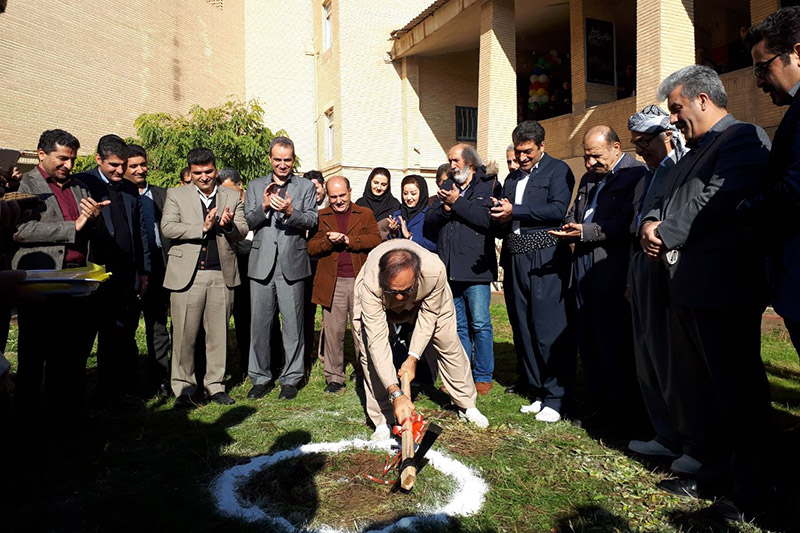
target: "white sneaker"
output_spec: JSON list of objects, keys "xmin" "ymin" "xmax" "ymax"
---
[
  {"xmin": 535, "ymin": 406, "xmax": 561, "ymax": 423},
  {"xmin": 459, "ymin": 407, "xmax": 489, "ymax": 428},
  {"xmin": 628, "ymin": 439, "xmax": 681, "ymax": 457},
  {"xmin": 670, "ymin": 454, "xmax": 702, "ymax": 475},
  {"xmin": 520, "ymin": 400, "xmax": 543, "ymax": 414},
  {"xmin": 370, "ymin": 424, "xmax": 392, "ymax": 441}
]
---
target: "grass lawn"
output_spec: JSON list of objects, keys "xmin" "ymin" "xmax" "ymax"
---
[{"xmin": 1, "ymin": 304, "xmax": 799, "ymax": 532}]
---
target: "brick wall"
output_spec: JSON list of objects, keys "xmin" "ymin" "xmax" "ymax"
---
[
  {"xmin": 418, "ymin": 50, "xmax": 480, "ymax": 170},
  {"xmin": 245, "ymin": 0, "xmax": 317, "ymax": 172},
  {"xmin": 0, "ymin": 0, "xmax": 245, "ymax": 153},
  {"xmin": 323, "ymin": 0, "xmax": 435, "ymax": 198}
]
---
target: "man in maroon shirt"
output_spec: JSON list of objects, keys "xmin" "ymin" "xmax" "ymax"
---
[
  {"xmin": 12, "ymin": 129, "xmax": 108, "ymax": 419},
  {"xmin": 308, "ymin": 176, "xmax": 381, "ymax": 392}
]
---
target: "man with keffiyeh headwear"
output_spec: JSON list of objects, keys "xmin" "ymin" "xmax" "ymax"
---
[{"xmin": 625, "ymin": 106, "xmax": 704, "ymax": 476}]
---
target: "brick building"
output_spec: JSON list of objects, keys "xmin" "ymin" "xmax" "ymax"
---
[{"xmin": 0, "ymin": 0, "xmax": 791, "ymax": 194}]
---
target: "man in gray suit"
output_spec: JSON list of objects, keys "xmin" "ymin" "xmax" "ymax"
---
[
  {"xmin": 641, "ymin": 65, "xmax": 771, "ymax": 520},
  {"xmin": 245, "ymin": 137, "xmax": 318, "ymax": 401}
]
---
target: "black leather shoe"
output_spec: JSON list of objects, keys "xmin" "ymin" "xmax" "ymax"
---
[
  {"xmin": 278, "ymin": 384, "xmax": 298, "ymax": 400},
  {"xmin": 504, "ymin": 381, "xmax": 530, "ymax": 395},
  {"xmin": 209, "ymin": 392, "xmax": 236, "ymax": 405},
  {"xmin": 658, "ymin": 478, "xmax": 700, "ymax": 499},
  {"xmin": 157, "ymin": 381, "xmax": 173, "ymax": 398},
  {"xmin": 247, "ymin": 383, "xmax": 274, "ymax": 400},
  {"xmin": 325, "ymin": 382, "xmax": 344, "ymax": 393},
  {"xmin": 174, "ymin": 395, "xmax": 197, "ymax": 410},
  {"xmin": 706, "ymin": 498, "xmax": 746, "ymax": 522}
]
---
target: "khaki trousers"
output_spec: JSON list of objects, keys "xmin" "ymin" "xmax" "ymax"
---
[
  {"xmin": 171, "ymin": 270, "xmax": 233, "ymax": 396},
  {"xmin": 355, "ymin": 302, "xmax": 477, "ymax": 428},
  {"xmin": 322, "ymin": 277, "xmax": 360, "ymax": 385}
]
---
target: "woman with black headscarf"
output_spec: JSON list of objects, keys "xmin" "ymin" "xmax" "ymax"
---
[
  {"xmin": 355, "ymin": 167, "xmax": 400, "ymax": 240},
  {"xmin": 387, "ymin": 174, "xmax": 436, "ymax": 252}
]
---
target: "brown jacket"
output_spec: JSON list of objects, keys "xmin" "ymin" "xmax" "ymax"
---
[{"xmin": 308, "ymin": 204, "xmax": 381, "ymax": 308}]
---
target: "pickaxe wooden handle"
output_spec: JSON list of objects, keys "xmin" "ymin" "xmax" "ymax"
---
[{"xmin": 399, "ymin": 373, "xmax": 417, "ymax": 490}]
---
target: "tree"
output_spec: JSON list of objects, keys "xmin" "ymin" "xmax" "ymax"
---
[{"xmin": 132, "ymin": 99, "xmax": 288, "ymax": 188}]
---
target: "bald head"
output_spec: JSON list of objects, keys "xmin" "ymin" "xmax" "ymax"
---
[
  {"xmin": 326, "ymin": 175, "xmax": 352, "ymax": 213},
  {"xmin": 378, "ymin": 249, "xmax": 421, "ymax": 301},
  {"xmin": 583, "ymin": 125, "xmax": 622, "ymax": 175}
]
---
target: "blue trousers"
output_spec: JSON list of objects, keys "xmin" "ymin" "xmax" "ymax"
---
[{"xmin": 451, "ymin": 282, "xmax": 494, "ymax": 383}]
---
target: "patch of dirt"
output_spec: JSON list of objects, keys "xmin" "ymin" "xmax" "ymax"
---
[{"xmin": 238, "ymin": 450, "xmax": 452, "ymax": 531}]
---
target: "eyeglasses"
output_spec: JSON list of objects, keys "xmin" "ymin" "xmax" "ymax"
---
[
  {"xmin": 384, "ymin": 284, "xmax": 416, "ymax": 296},
  {"xmin": 753, "ymin": 53, "xmax": 782, "ymax": 78},
  {"xmin": 631, "ymin": 134, "xmax": 659, "ymax": 149}
]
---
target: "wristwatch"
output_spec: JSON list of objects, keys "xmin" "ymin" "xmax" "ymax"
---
[{"xmin": 388, "ymin": 390, "xmax": 405, "ymax": 403}]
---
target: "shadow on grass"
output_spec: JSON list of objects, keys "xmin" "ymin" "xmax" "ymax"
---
[
  {"xmin": 1, "ymin": 403, "xmax": 260, "ymax": 532},
  {"xmin": 554, "ymin": 505, "xmax": 632, "ymax": 532}
]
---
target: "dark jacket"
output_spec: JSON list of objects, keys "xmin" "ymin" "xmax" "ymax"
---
[
  {"xmin": 645, "ymin": 115, "xmax": 771, "ymax": 308},
  {"xmin": 148, "ymin": 184, "xmax": 169, "ymax": 264},
  {"xmin": 567, "ymin": 152, "xmax": 647, "ymax": 294},
  {"xmin": 423, "ymin": 167, "xmax": 499, "ymax": 282},
  {"xmin": 738, "ymin": 93, "xmax": 800, "ymax": 320},
  {"xmin": 497, "ymin": 153, "xmax": 574, "ymax": 270},
  {"xmin": 308, "ymin": 204, "xmax": 382, "ymax": 308},
  {"xmin": 75, "ymin": 168, "xmax": 151, "ymax": 279}
]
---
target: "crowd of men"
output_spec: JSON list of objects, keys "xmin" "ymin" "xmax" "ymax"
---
[{"xmin": 2, "ymin": 6, "xmax": 800, "ymax": 522}]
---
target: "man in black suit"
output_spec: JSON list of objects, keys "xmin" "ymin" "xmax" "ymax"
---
[
  {"xmin": 490, "ymin": 121, "xmax": 576, "ymax": 422},
  {"xmin": 124, "ymin": 144, "xmax": 170, "ymax": 397},
  {"xmin": 641, "ymin": 65, "xmax": 772, "ymax": 520},
  {"xmin": 740, "ymin": 8, "xmax": 800, "ymax": 358},
  {"xmin": 75, "ymin": 135, "xmax": 150, "ymax": 407},
  {"xmin": 552, "ymin": 125, "xmax": 647, "ymax": 430}
]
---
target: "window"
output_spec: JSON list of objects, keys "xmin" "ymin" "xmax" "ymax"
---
[
  {"xmin": 323, "ymin": 2, "xmax": 333, "ymax": 52},
  {"xmin": 325, "ymin": 108, "xmax": 334, "ymax": 161},
  {"xmin": 455, "ymin": 106, "xmax": 478, "ymax": 142}
]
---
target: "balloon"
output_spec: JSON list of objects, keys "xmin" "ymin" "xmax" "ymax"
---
[
  {"xmin": 532, "ymin": 67, "xmax": 542, "ymax": 75},
  {"xmin": 537, "ymin": 88, "xmax": 547, "ymax": 96},
  {"xmin": 538, "ymin": 74, "xmax": 549, "ymax": 83},
  {"xmin": 529, "ymin": 89, "xmax": 535, "ymax": 96},
  {"xmin": 537, "ymin": 57, "xmax": 547, "ymax": 65},
  {"xmin": 549, "ymin": 50, "xmax": 559, "ymax": 57},
  {"xmin": 532, "ymin": 82, "xmax": 542, "ymax": 90},
  {"xmin": 528, "ymin": 102, "xmax": 534, "ymax": 110},
  {"xmin": 530, "ymin": 75, "xmax": 537, "ymax": 83}
]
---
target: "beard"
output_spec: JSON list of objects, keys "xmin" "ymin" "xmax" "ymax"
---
[{"xmin": 453, "ymin": 165, "xmax": 471, "ymax": 184}]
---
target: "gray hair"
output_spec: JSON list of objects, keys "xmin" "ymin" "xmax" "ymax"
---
[
  {"xmin": 506, "ymin": 144, "xmax": 515, "ymax": 152},
  {"xmin": 269, "ymin": 136, "xmax": 295, "ymax": 157},
  {"xmin": 461, "ymin": 145, "xmax": 483, "ymax": 170},
  {"xmin": 657, "ymin": 65, "xmax": 728, "ymax": 108}
]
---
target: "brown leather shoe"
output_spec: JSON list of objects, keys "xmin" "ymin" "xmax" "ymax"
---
[{"xmin": 475, "ymin": 382, "xmax": 493, "ymax": 396}]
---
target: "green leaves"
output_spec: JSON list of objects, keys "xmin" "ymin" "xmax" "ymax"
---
[{"xmin": 132, "ymin": 99, "xmax": 291, "ymax": 188}]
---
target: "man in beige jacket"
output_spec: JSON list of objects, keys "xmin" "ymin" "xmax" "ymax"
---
[
  {"xmin": 354, "ymin": 239, "xmax": 489, "ymax": 439},
  {"xmin": 161, "ymin": 148, "xmax": 248, "ymax": 408}
]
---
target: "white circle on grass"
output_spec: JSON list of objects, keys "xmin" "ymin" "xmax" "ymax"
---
[{"xmin": 212, "ymin": 437, "xmax": 488, "ymax": 532}]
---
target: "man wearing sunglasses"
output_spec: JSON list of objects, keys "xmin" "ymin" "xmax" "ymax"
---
[
  {"xmin": 353, "ymin": 239, "xmax": 489, "ymax": 440},
  {"xmin": 740, "ymin": 7, "xmax": 800, "ymax": 360}
]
